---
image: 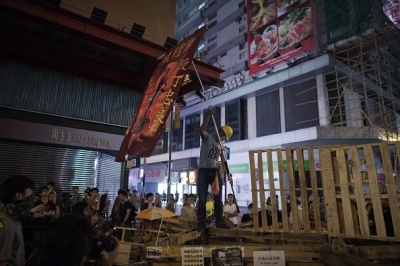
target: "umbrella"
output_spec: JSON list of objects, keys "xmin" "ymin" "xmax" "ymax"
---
[
  {"xmin": 136, "ymin": 207, "xmax": 176, "ymax": 245},
  {"xmin": 136, "ymin": 207, "xmax": 176, "ymax": 220}
]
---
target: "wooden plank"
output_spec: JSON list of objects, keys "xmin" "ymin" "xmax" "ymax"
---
[
  {"xmin": 249, "ymin": 151, "xmax": 260, "ymax": 230},
  {"xmin": 335, "ymin": 146, "xmax": 354, "ymax": 237},
  {"xmin": 296, "ymin": 148, "xmax": 310, "ymax": 232},
  {"xmin": 258, "ymin": 150, "xmax": 268, "ymax": 232},
  {"xmin": 286, "ymin": 148, "xmax": 299, "ymax": 233},
  {"xmin": 267, "ymin": 149, "xmax": 279, "ymax": 231},
  {"xmin": 363, "ymin": 144, "xmax": 387, "ymax": 240},
  {"xmin": 318, "ymin": 147, "xmax": 340, "ymax": 237},
  {"xmin": 278, "ymin": 148, "xmax": 290, "ymax": 232},
  {"xmin": 308, "ymin": 147, "xmax": 322, "ymax": 233},
  {"xmin": 379, "ymin": 142, "xmax": 400, "ymax": 240},
  {"xmin": 154, "ymin": 244, "xmax": 322, "ymax": 259},
  {"xmin": 349, "ymin": 146, "xmax": 370, "ymax": 238}
]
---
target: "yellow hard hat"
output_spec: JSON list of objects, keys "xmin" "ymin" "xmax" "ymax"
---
[{"xmin": 220, "ymin": 125, "xmax": 233, "ymax": 140}]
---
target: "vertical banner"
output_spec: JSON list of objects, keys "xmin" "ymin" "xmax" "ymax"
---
[
  {"xmin": 247, "ymin": 0, "xmax": 316, "ymax": 74},
  {"xmin": 116, "ymin": 27, "xmax": 206, "ymax": 161}
]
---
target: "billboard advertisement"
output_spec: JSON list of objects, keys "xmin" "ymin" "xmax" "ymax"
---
[
  {"xmin": 247, "ymin": 0, "xmax": 316, "ymax": 74},
  {"xmin": 382, "ymin": 0, "xmax": 400, "ymax": 29}
]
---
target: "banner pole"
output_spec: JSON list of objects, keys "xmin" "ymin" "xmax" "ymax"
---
[{"xmin": 191, "ymin": 61, "xmax": 239, "ymax": 213}]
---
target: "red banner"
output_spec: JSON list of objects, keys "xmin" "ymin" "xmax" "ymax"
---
[
  {"xmin": 116, "ymin": 27, "xmax": 206, "ymax": 161},
  {"xmin": 247, "ymin": 0, "xmax": 316, "ymax": 74}
]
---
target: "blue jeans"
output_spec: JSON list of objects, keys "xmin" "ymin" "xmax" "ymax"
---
[{"xmin": 197, "ymin": 168, "xmax": 223, "ymax": 226}]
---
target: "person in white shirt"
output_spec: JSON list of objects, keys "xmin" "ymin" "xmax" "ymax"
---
[{"xmin": 223, "ymin": 193, "xmax": 238, "ymax": 227}]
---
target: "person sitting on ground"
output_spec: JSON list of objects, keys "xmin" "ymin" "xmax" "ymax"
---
[
  {"xmin": 181, "ymin": 197, "xmax": 196, "ymax": 218},
  {"xmin": 258, "ymin": 196, "xmax": 283, "ymax": 227},
  {"xmin": 206, "ymin": 193, "xmax": 215, "ymax": 224},
  {"xmin": 239, "ymin": 203, "xmax": 255, "ymax": 228},
  {"xmin": 223, "ymin": 193, "xmax": 238, "ymax": 227},
  {"xmin": 26, "ymin": 215, "xmax": 119, "ymax": 266},
  {"xmin": 366, "ymin": 202, "xmax": 376, "ymax": 235}
]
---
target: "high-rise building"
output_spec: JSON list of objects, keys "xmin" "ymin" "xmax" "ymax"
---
[{"xmin": 145, "ymin": 0, "xmax": 400, "ymax": 207}]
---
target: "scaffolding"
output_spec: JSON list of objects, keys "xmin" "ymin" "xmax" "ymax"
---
[{"xmin": 320, "ymin": 0, "xmax": 400, "ymax": 142}]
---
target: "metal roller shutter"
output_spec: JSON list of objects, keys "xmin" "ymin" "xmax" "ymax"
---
[
  {"xmin": 95, "ymin": 152, "xmax": 123, "ymax": 217},
  {"xmin": 0, "ymin": 140, "xmax": 97, "ymax": 195},
  {"xmin": 0, "ymin": 141, "xmax": 122, "ymax": 214}
]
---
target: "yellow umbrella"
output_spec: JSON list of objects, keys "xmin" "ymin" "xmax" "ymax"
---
[
  {"xmin": 136, "ymin": 207, "xmax": 176, "ymax": 220},
  {"xmin": 136, "ymin": 207, "xmax": 176, "ymax": 245}
]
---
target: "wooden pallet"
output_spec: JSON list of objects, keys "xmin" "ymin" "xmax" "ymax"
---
[{"xmin": 248, "ymin": 142, "xmax": 400, "ymax": 242}]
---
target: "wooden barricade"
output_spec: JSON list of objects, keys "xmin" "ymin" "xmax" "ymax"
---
[{"xmin": 248, "ymin": 142, "xmax": 400, "ymax": 242}]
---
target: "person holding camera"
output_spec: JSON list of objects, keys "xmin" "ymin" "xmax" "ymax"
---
[{"xmin": 26, "ymin": 215, "xmax": 119, "ymax": 266}]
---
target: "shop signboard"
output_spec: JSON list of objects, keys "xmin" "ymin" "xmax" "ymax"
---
[{"xmin": 247, "ymin": 0, "xmax": 316, "ymax": 74}]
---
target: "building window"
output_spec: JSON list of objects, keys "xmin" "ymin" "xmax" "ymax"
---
[
  {"xmin": 172, "ymin": 119, "xmax": 184, "ymax": 151},
  {"xmin": 256, "ymin": 90, "xmax": 280, "ymax": 137},
  {"xmin": 239, "ymin": 43, "xmax": 246, "ymax": 50},
  {"xmin": 284, "ymin": 78, "xmax": 319, "ymax": 131},
  {"xmin": 185, "ymin": 114, "xmax": 200, "ymax": 149},
  {"xmin": 208, "ymin": 34, "xmax": 217, "ymax": 43},
  {"xmin": 198, "ymin": 2, "xmax": 205, "ymax": 9},
  {"xmin": 203, "ymin": 107, "xmax": 221, "ymax": 134},
  {"xmin": 239, "ymin": 1, "xmax": 245, "ymax": 8},
  {"xmin": 225, "ymin": 99, "xmax": 247, "ymax": 141},
  {"xmin": 208, "ymin": 42, "xmax": 217, "ymax": 51},
  {"xmin": 239, "ymin": 51, "xmax": 247, "ymax": 60},
  {"xmin": 239, "ymin": 25, "xmax": 246, "ymax": 33},
  {"xmin": 220, "ymin": 52, "xmax": 227, "ymax": 58},
  {"xmin": 208, "ymin": 20, "xmax": 217, "ymax": 29},
  {"xmin": 198, "ymin": 22, "xmax": 205, "ymax": 29}
]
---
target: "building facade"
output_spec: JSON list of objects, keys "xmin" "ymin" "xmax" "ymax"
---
[{"xmin": 140, "ymin": 0, "xmax": 400, "ymax": 207}]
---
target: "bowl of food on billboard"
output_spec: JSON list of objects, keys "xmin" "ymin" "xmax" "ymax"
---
[
  {"xmin": 277, "ymin": 0, "xmax": 300, "ymax": 14},
  {"xmin": 278, "ymin": 6, "xmax": 312, "ymax": 49},
  {"xmin": 250, "ymin": 24, "xmax": 278, "ymax": 64},
  {"xmin": 249, "ymin": 0, "xmax": 277, "ymax": 31}
]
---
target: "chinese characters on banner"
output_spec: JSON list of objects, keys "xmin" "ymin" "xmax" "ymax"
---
[
  {"xmin": 247, "ymin": 0, "xmax": 316, "ymax": 74},
  {"xmin": 116, "ymin": 27, "xmax": 206, "ymax": 161},
  {"xmin": 182, "ymin": 247, "xmax": 204, "ymax": 266},
  {"xmin": 253, "ymin": 250, "xmax": 285, "ymax": 266}
]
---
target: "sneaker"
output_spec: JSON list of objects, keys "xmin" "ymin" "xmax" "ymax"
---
[{"xmin": 216, "ymin": 223, "xmax": 230, "ymax": 229}]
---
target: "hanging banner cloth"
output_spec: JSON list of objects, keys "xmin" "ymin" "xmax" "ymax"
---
[{"xmin": 116, "ymin": 27, "xmax": 206, "ymax": 161}]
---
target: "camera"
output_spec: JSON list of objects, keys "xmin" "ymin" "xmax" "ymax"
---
[{"xmin": 92, "ymin": 225, "xmax": 117, "ymax": 257}]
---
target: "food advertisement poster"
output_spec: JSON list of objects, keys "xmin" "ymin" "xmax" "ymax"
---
[
  {"xmin": 116, "ymin": 27, "xmax": 206, "ymax": 161},
  {"xmin": 247, "ymin": 0, "xmax": 316, "ymax": 74},
  {"xmin": 382, "ymin": 0, "xmax": 400, "ymax": 29}
]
